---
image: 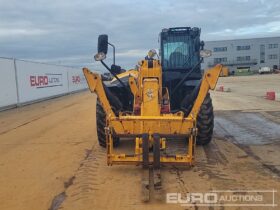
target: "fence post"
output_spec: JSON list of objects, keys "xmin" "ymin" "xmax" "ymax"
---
[{"xmin": 13, "ymin": 58, "xmax": 20, "ymax": 107}]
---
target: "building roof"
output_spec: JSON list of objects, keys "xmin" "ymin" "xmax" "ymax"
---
[{"xmin": 205, "ymin": 36, "xmax": 280, "ymax": 43}]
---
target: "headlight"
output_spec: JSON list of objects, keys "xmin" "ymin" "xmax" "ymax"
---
[
  {"xmin": 200, "ymin": 49, "xmax": 212, "ymax": 58},
  {"xmin": 148, "ymin": 49, "xmax": 157, "ymax": 58}
]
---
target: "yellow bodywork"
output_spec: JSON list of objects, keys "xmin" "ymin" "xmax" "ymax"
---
[
  {"xmin": 220, "ymin": 66, "xmax": 229, "ymax": 77},
  {"xmin": 111, "ymin": 69, "xmax": 138, "ymax": 82},
  {"xmin": 83, "ymin": 60, "xmax": 222, "ymax": 166}
]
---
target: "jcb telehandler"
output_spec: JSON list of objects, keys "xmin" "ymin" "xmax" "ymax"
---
[{"xmin": 83, "ymin": 27, "xmax": 222, "ymax": 199}]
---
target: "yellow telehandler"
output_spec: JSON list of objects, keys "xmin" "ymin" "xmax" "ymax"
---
[{"xmin": 83, "ymin": 27, "xmax": 222, "ymax": 200}]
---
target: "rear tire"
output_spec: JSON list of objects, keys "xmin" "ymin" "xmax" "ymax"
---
[
  {"xmin": 96, "ymin": 100, "xmax": 120, "ymax": 147},
  {"xmin": 196, "ymin": 93, "xmax": 214, "ymax": 145}
]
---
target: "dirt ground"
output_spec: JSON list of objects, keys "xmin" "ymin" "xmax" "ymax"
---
[{"xmin": 0, "ymin": 74, "xmax": 279, "ymax": 210}]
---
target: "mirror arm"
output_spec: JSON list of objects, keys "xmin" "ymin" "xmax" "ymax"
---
[{"xmin": 108, "ymin": 42, "xmax": 115, "ymax": 65}]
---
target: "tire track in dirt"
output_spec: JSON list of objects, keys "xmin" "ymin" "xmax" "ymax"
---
[
  {"xmin": 0, "ymin": 102, "xmax": 79, "ymax": 136},
  {"xmin": 0, "ymin": 116, "xmax": 42, "ymax": 135},
  {"xmin": 59, "ymin": 137, "xmax": 199, "ymax": 209},
  {"xmin": 59, "ymin": 144, "xmax": 146, "ymax": 210},
  {"xmin": 48, "ymin": 145, "xmax": 102, "ymax": 210},
  {"xmin": 214, "ymin": 110, "xmax": 280, "ymax": 177},
  {"xmin": 66, "ymin": 149, "xmax": 102, "ymax": 202},
  {"xmin": 65, "ymin": 147, "xmax": 103, "ymax": 207},
  {"xmin": 214, "ymin": 110, "xmax": 280, "ymax": 145}
]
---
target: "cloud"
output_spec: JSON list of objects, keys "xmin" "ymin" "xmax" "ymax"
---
[
  {"xmin": 116, "ymin": 49, "xmax": 148, "ymax": 58},
  {"xmin": 0, "ymin": 0, "xmax": 279, "ymax": 70},
  {"xmin": 0, "ymin": 28, "xmax": 48, "ymax": 37},
  {"xmin": 207, "ymin": 20, "xmax": 280, "ymax": 39}
]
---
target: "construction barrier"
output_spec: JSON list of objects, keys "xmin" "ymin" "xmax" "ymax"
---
[
  {"xmin": 0, "ymin": 57, "xmax": 87, "ymax": 110},
  {"xmin": 0, "ymin": 58, "xmax": 18, "ymax": 108},
  {"xmin": 276, "ymin": 93, "xmax": 280, "ymax": 101},
  {"xmin": 68, "ymin": 68, "xmax": 87, "ymax": 92},
  {"xmin": 16, "ymin": 60, "xmax": 69, "ymax": 104}
]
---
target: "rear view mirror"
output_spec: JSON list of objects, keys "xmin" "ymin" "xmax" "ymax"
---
[{"xmin": 98, "ymin": 34, "xmax": 108, "ymax": 54}]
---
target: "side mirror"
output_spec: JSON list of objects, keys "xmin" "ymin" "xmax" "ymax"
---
[
  {"xmin": 95, "ymin": 34, "xmax": 108, "ymax": 61},
  {"xmin": 98, "ymin": 34, "xmax": 108, "ymax": 54},
  {"xmin": 200, "ymin": 49, "xmax": 212, "ymax": 58}
]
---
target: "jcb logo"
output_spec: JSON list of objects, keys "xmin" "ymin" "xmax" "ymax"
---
[{"xmin": 146, "ymin": 89, "xmax": 154, "ymax": 99}]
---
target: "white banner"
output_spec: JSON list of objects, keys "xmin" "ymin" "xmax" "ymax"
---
[
  {"xmin": 67, "ymin": 68, "xmax": 87, "ymax": 92},
  {"xmin": 0, "ymin": 58, "xmax": 18, "ymax": 108},
  {"xmin": 16, "ymin": 60, "xmax": 69, "ymax": 103}
]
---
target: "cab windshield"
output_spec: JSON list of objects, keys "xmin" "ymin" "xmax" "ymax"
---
[{"xmin": 162, "ymin": 35, "xmax": 193, "ymax": 69}]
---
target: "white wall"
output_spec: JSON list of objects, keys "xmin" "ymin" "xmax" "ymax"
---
[
  {"xmin": 0, "ymin": 58, "xmax": 18, "ymax": 108},
  {"xmin": 67, "ymin": 68, "xmax": 87, "ymax": 92},
  {"xmin": 16, "ymin": 60, "xmax": 69, "ymax": 103},
  {"xmin": 0, "ymin": 58, "xmax": 88, "ymax": 110}
]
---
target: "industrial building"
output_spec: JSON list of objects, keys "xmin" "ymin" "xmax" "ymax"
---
[{"xmin": 202, "ymin": 37, "xmax": 280, "ymax": 74}]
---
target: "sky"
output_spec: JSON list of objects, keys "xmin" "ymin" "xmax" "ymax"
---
[{"xmin": 0, "ymin": 0, "xmax": 280, "ymax": 71}]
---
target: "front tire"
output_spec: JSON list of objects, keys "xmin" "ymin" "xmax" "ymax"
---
[
  {"xmin": 96, "ymin": 100, "xmax": 120, "ymax": 147},
  {"xmin": 196, "ymin": 93, "xmax": 214, "ymax": 145}
]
